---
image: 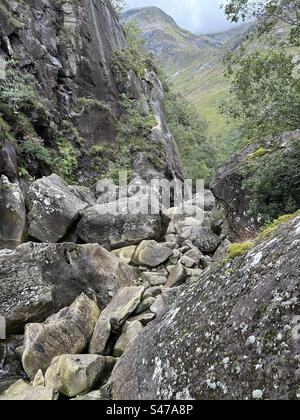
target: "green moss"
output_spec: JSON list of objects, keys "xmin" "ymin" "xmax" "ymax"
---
[
  {"xmin": 227, "ymin": 241, "xmax": 255, "ymax": 259},
  {"xmin": 257, "ymin": 209, "xmax": 300, "ymax": 241},
  {"xmin": 77, "ymin": 98, "xmax": 112, "ymax": 113},
  {"xmin": 224, "ymin": 209, "xmax": 300, "ymax": 264},
  {"xmin": 249, "ymin": 146, "xmax": 268, "ymax": 159}
]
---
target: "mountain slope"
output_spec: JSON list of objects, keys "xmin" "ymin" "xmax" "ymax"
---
[{"xmin": 123, "ymin": 7, "xmax": 250, "ymax": 154}]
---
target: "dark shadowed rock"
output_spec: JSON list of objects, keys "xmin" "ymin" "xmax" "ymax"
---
[
  {"xmin": 0, "ymin": 144, "xmax": 17, "ymax": 183},
  {"xmin": 111, "ymin": 216, "xmax": 300, "ymax": 400},
  {"xmin": 210, "ymin": 144, "xmax": 260, "ymax": 241},
  {"xmin": 0, "ymin": 242, "xmax": 139, "ymax": 334},
  {"xmin": 0, "ymin": 176, "xmax": 26, "ymax": 250}
]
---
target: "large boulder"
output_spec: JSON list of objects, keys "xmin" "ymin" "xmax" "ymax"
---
[
  {"xmin": 111, "ymin": 215, "xmax": 300, "ymax": 400},
  {"xmin": 0, "ymin": 176, "xmax": 26, "ymax": 250},
  {"xmin": 45, "ymin": 354, "xmax": 116, "ymax": 398},
  {"xmin": 27, "ymin": 174, "xmax": 87, "ymax": 243},
  {"xmin": 0, "ymin": 242, "xmax": 139, "ymax": 334},
  {"xmin": 89, "ymin": 286, "xmax": 144, "ymax": 355},
  {"xmin": 131, "ymin": 240, "xmax": 173, "ymax": 268},
  {"xmin": 210, "ymin": 144, "xmax": 260, "ymax": 241},
  {"xmin": 76, "ymin": 196, "xmax": 169, "ymax": 250},
  {"xmin": 22, "ymin": 294, "xmax": 100, "ymax": 379}
]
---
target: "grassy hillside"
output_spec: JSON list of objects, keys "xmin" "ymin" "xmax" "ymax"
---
[{"xmin": 123, "ymin": 7, "xmax": 249, "ymax": 163}]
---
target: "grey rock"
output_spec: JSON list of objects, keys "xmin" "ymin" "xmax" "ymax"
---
[
  {"xmin": 69, "ymin": 185, "xmax": 96, "ymax": 206},
  {"xmin": 132, "ymin": 240, "xmax": 173, "ymax": 268},
  {"xmin": 134, "ymin": 297, "xmax": 156, "ymax": 316},
  {"xmin": 45, "ymin": 354, "xmax": 116, "ymax": 398},
  {"xmin": 22, "ymin": 294, "xmax": 100, "ymax": 379},
  {"xmin": 0, "ymin": 176, "xmax": 26, "ymax": 250},
  {"xmin": 112, "ymin": 246, "xmax": 137, "ymax": 265},
  {"xmin": 165, "ymin": 263, "xmax": 188, "ymax": 288},
  {"xmin": 89, "ymin": 286, "xmax": 144, "ymax": 355},
  {"xmin": 141, "ymin": 272, "xmax": 168, "ymax": 287},
  {"xmin": 128, "ymin": 312, "xmax": 156, "ymax": 326},
  {"xmin": 27, "ymin": 174, "xmax": 87, "ymax": 243},
  {"xmin": 77, "ymin": 196, "xmax": 169, "ymax": 250},
  {"xmin": 113, "ymin": 321, "xmax": 144, "ymax": 357},
  {"xmin": 179, "ymin": 227, "xmax": 221, "ymax": 254},
  {"xmin": 0, "ymin": 242, "xmax": 138, "ymax": 334},
  {"xmin": 0, "ymin": 144, "xmax": 17, "ymax": 183},
  {"xmin": 0, "ymin": 380, "xmax": 55, "ymax": 401}
]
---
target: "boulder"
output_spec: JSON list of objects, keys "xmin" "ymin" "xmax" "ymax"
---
[
  {"xmin": 134, "ymin": 297, "xmax": 156, "ymax": 316},
  {"xmin": 179, "ymin": 227, "xmax": 221, "ymax": 254},
  {"xmin": 210, "ymin": 144, "xmax": 260, "ymax": 241},
  {"xmin": 77, "ymin": 196, "xmax": 169, "ymax": 250},
  {"xmin": 128, "ymin": 312, "xmax": 156, "ymax": 326},
  {"xmin": 111, "ymin": 215, "xmax": 300, "ymax": 400},
  {"xmin": 166, "ymin": 263, "xmax": 188, "ymax": 288},
  {"xmin": 45, "ymin": 354, "xmax": 116, "ymax": 398},
  {"xmin": 141, "ymin": 272, "xmax": 168, "ymax": 287},
  {"xmin": 132, "ymin": 240, "xmax": 173, "ymax": 268},
  {"xmin": 113, "ymin": 321, "xmax": 144, "ymax": 357},
  {"xmin": 89, "ymin": 286, "xmax": 144, "ymax": 355},
  {"xmin": 0, "ymin": 380, "xmax": 55, "ymax": 401},
  {"xmin": 69, "ymin": 185, "xmax": 96, "ymax": 206},
  {"xmin": 27, "ymin": 174, "xmax": 87, "ymax": 243},
  {"xmin": 0, "ymin": 176, "xmax": 26, "ymax": 250},
  {"xmin": 0, "ymin": 242, "xmax": 138, "ymax": 334},
  {"xmin": 22, "ymin": 294, "xmax": 100, "ymax": 379},
  {"xmin": 112, "ymin": 246, "xmax": 137, "ymax": 265}
]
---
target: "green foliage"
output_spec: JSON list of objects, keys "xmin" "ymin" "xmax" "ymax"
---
[
  {"xmin": 221, "ymin": 50, "xmax": 300, "ymax": 139},
  {"xmin": 55, "ymin": 138, "xmax": 79, "ymax": 183},
  {"xmin": 224, "ymin": 0, "xmax": 300, "ymax": 46},
  {"xmin": 164, "ymin": 88, "xmax": 217, "ymax": 185},
  {"xmin": 110, "ymin": 0, "xmax": 126, "ymax": 16},
  {"xmin": 249, "ymin": 146, "xmax": 268, "ymax": 159},
  {"xmin": 0, "ymin": 68, "xmax": 36, "ymax": 113},
  {"xmin": 242, "ymin": 138, "xmax": 300, "ymax": 223},
  {"xmin": 22, "ymin": 136, "xmax": 53, "ymax": 166}
]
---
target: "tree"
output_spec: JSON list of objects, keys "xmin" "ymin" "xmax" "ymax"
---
[
  {"xmin": 110, "ymin": 0, "xmax": 127, "ymax": 17},
  {"xmin": 221, "ymin": 50, "xmax": 300, "ymax": 139},
  {"xmin": 221, "ymin": 0, "xmax": 300, "ymax": 140},
  {"xmin": 224, "ymin": 0, "xmax": 300, "ymax": 46}
]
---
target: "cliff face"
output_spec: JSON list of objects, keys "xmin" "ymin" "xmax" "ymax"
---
[{"xmin": 0, "ymin": 0, "xmax": 183, "ymax": 182}]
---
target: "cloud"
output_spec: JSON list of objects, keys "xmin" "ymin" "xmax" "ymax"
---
[{"xmin": 126, "ymin": 0, "xmax": 234, "ymax": 34}]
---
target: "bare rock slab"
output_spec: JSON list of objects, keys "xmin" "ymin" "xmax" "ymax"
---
[{"xmin": 132, "ymin": 240, "xmax": 173, "ymax": 268}]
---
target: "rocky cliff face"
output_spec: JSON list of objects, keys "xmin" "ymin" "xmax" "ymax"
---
[{"xmin": 0, "ymin": 0, "xmax": 183, "ymax": 182}]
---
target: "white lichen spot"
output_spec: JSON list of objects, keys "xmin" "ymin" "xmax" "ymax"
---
[{"xmin": 252, "ymin": 390, "xmax": 264, "ymax": 400}]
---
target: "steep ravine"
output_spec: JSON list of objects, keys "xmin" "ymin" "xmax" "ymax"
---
[{"xmin": 0, "ymin": 0, "xmax": 299, "ymax": 401}]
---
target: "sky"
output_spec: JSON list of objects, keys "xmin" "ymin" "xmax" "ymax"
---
[{"xmin": 126, "ymin": 0, "xmax": 235, "ymax": 34}]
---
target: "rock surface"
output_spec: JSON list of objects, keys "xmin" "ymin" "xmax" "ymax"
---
[
  {"xmin": 45, "ymin": 354, "xmax": 116, "ymax": 398},
  {"xmin": 0, "ymin": 380, "xmax": 55, "ymax": 401},
  {"xmin": 132, "ymin": 240, "xmax": 173, "ymax": 268},
  {"xmin": 27, "ymin": 174, "xmax": 87, "ymax": 243},
  {"xmin": 210, "ymin": 144, "xmax": 260, "ymax": 241},
  {"xmin": 0, "ymin": 242, "xmax": 138, "ymax": 334},
  {"xmin": 89, "ymin": 287, "xmax": 144, "ymax": 355},
  {"xmin": 111, "ymin": 216, "xmax": 300, "ymax": 400},
  {"xmin": 22, "ymin": 294, "xmax": 99, "ymax": 379},
  {"xmin": 77, "ymin": 197, "xmax": 169, "ymax": 250},
  {"xmin": 0, "ymin": 176, "xmax": 26, "ymax": 250}
]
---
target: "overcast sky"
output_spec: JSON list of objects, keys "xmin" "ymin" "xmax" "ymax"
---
[{"xmin": 126, "ymin": 0, "xmax": 235, "ymax": 34}]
